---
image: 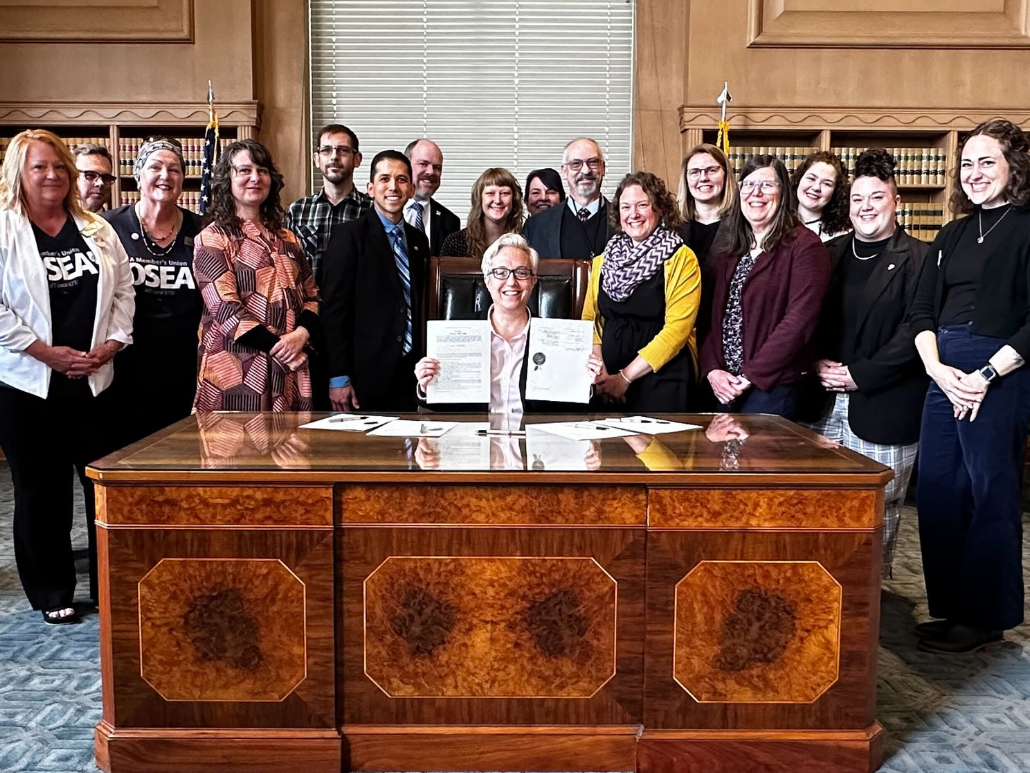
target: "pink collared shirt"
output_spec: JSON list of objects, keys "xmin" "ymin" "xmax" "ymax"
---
[{"xmin": 489, "ymin": 306, "xmax": 531, "ymax": 430}]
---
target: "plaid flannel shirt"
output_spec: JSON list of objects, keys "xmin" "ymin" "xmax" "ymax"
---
[{"xmin": 286, "ymin": 188, "xmax": 373, "ymax": 280}]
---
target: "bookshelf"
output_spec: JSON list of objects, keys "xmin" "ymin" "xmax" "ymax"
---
[
  {"xmin": 678, "ymin": 108, "xmax": 1030, "ymax": 244},
  {"xmin": 0, "ymin": 101, "xmax": 260, "ymax": 215}
]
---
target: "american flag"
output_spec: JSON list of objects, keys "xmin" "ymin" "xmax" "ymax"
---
[{"xmin": 199, "ymin": 84, "xmax": 219, "ymax": 216}]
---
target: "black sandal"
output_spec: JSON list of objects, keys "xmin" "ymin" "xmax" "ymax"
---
[{"xmin": 42, "ymin": 607, "xmax": 81, "ymax": 625}]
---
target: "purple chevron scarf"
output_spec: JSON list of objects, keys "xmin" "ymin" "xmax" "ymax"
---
[{"xmin": 600, "ymin": 226, "xmax": 683, "ymax": 303}]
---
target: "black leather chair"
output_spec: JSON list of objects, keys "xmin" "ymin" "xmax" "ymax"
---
[{"xmin": 426, "ymin": 257, "xmax": 591, "ymax": 321}]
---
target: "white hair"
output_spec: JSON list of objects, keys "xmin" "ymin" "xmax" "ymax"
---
[
  {"xmin": 562, "ymin": 137, "xmax": 605, "ymax": 165},
  {"xmin": 481, "ymin": 233, "xmax": 539, "ymax": 277}
]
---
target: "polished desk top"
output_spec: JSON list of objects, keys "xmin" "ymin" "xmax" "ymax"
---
[{"xmin": 87, "ymin": 412, "xmax": 892, "ymax": 485}]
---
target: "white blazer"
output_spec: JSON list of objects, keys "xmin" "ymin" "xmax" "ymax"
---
[{"xmin": 0, "ymin": 208, "xmax": 134, "ymax": 399}]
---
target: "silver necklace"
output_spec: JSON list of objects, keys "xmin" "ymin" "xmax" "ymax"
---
[{"xmin": 978, "ymin": 206, "xmax": 1010, "ymax": 244}]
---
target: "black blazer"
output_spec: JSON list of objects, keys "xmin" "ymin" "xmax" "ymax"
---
[
  {"xmin": 798, "ymin": 227, "xmax": 930, "ymax": 445},
  {"xmin": 320, "ymin": 209, "xmax": 430, "ymax": 405},
  {"xmin": 524, "ymin": 198, "xmax": 613, "ymax": 259},
  {"xmin": 428, "ymin": 198, "xmax": 461, "ymax": 257},
  {"xmin": 419, "ymin": 309, "xmax": 587, "ymax": 415}
]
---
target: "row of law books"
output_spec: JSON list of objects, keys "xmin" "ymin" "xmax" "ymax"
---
[
  {"xmin": 117, "ymin": 137, "xmax": 233, "ymax": 177},
  {"xmin": 119, "ymin": 189, "xmax": 205, "ymax": 214},
  {"xmin": 0, "ymin": 136, "xmax": 110, "ymax": 165},
  {"xmin": 898, "ymin": 203, "xmax": 944, "ymax": 243},
  {"xmin": 728, "ymin": 147, "xmax": 819, "ymax": 175},
  {"xmin": 831, "ymin": 146, "xmax": 948, "ymax": 187}
]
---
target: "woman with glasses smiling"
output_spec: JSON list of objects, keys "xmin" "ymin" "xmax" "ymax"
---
[
  {"xmin": 701, "ymin": 155, "xmax": 831, "ymax": 418},
  {"xmin": 416, "ymin": 233, "xmax": 602, "ymax": 420}
]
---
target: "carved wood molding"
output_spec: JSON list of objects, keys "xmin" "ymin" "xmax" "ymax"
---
[
  {"xmin": 0, "ymin": 102, "xmax": 261, "ymax": 128},
  {"xmin": 679, "ymin": 106, "xmax": 1030, "ymax": 132},
  {"xmin": 747, "ymin": 0, "xmax": 1030, "ymax": 49},
  {"xmin": 0, "ymin": 0, "xmax": 194, "ymax": 43}
]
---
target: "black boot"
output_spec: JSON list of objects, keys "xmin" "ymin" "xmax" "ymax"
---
[{"xmin": 918, "ymin": 624, "xmax": 1003, "ymax": 654}]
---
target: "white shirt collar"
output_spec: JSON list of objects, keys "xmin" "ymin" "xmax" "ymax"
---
[{"xmin": 568, "ymin": 197, "xmax": 601, "ymax": 218}]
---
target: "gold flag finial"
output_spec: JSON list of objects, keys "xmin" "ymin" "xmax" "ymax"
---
[{"xmin": 716, "ymin": 82, "xmax": 732, "ymax": 155}]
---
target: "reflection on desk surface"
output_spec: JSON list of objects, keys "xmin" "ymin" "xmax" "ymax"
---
[{"xmin": 88, "ymin": 412, "xmax": 889, "ymax": 478}]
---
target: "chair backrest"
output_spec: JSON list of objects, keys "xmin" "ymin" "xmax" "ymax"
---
[{"xmin": 426, "ymin": 257, "xmax": 592, "ymax": 321}]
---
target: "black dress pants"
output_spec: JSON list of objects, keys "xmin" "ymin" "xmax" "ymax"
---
[{"xmin": 0, "ymin": 376, "xmax": 108, "ymax": 611}]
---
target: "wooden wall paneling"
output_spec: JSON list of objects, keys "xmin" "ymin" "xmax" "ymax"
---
[
  {"xmin": 0, "ymin": 0, "xmax": 194, "ymax": 43},
  {"xmin": 747, "ymin": 0, "xmax": 1030, "ymax": 49}
]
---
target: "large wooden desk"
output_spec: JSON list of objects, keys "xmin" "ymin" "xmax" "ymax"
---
[{"xmin": 87, "ymin": 412, "xmax": 891, "ymax": 773}]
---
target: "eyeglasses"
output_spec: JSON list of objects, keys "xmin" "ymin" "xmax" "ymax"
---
[
  {"xmin": 318, "ymin": 145, "xmax": 356, "ymax": 158},
  {"xmin": 81, "ymin": 171, "xmax": 116, "ymax": 186},
  {"xmin": 488, "ymin": 267, "xmax": 535, "ymax": 281},
  {"xmin": 740, "ymin": 180, "xmax": 781, "ymax": 194},
  {"xmin": 564, "ymin": 157, "xmax": 603, "ymax": 173},
  {"xmin": 686, "ymin": 166, "xmax": 724, "ymax": 179}
]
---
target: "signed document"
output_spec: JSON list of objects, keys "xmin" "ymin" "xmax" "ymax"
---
[
  {"xmin": 525, "ymin": 318, "xmax": 594, "ymax": 403},
  {"xmin": 425, "ymin": 320, "xmax": 491, "ymax": 404}
]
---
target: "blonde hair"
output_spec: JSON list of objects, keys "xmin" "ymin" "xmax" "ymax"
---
[
  {"xmin": 481, "ymin": 232, "xmax": 539, "ymax": 277},
  {"xmin": 0, "ymin": 129, "xmax": 88, "ymax": 219},
  {"xmin": 677, "ymin": 143, "xmax": 737, "ymax": 222}
]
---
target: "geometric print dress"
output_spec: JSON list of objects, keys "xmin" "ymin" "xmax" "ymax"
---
[{"xmin": 192, "ymin": 219, "xmax": 320, "ymax": 412}]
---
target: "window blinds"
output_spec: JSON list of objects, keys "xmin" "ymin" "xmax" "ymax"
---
[{"xmin": 309, "ymin": 0, "xmax": 635, "ymax": 222}]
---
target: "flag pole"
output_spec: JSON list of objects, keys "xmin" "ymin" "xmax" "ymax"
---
[
  {"xmin": 716, "ymin": 82, "xmax": 732, "ymax": 156},
  {"xmin": 199, "ymin": 81, "xmax": 219, "ymax": 216}
]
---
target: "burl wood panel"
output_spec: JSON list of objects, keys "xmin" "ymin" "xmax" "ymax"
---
[
  {"xmin": 138, "ymin": 559, "xmax": 306, "ymax": 702},
  {"xmin": 674, "ymin": 561, "xmax": 841, "ymax": 704},
  {"xmin": 339, "ymin": 484, "xmax": 646, "ymax": 525},
  {"xmin": 100, "ymin": 485, "xmax": 333, "ymax": 527},
  {"xmin": 649, "ymin": 488, "xmax": 881, "ymax": 530},
  {"xmin": 100, "ymin": 525, "xmax": 335, "ymax": 729},
  {"xmin": 638, "ymin": 725, "xmax": 883, "ymax": 773},
  {"xmin": 344, "ymin": 728, "xmax": 638, "ymax": 772},
  {"xmin": 363, "ymin": 557, "xmax": 616, "ymax": 698},
  {"xmin": 341, "ymin": 526, "xmax": 645, "ymax": 726},
  {"xmin": 645, "ymin": 530, "xmax": 880, "ymax": 731}
]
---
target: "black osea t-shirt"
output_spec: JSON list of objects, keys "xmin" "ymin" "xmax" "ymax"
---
[
  {"xmin": 34, "ymin": 217, "xmax": 98, "ymax": 353},
  {"xmin": 103, "ymin": 205, "xmax": 203, "ymax": 352}
]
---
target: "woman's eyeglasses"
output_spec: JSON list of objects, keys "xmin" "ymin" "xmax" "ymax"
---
[
  {"xmin": 488, "ymin": 267, "xmax": 535, "ymax": 281},
  {"xmin": 740, "ymin": 180, "xmax": 781, "ymax": 194}
]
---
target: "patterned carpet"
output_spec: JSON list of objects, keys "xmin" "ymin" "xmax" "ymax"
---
[{"xmin": 0, "ymin": 463, "xmax": 1028, "ymax": 773}]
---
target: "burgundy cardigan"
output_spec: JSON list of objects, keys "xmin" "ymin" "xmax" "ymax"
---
[{"xmin": 700, "ymin": 225, "xmax": 831, "ymax": 392}]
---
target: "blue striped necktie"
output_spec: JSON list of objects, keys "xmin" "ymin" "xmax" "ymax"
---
[
  {"xmin": 388, "ymin": 225, "xmax": 413, "ymax": 355},
  {"xmin": 411, "ymin": 201, "xmax": 425, "ymax": 232}
]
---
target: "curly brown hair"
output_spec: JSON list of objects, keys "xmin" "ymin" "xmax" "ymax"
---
[
  {"xmin": 951, "ymin": 119, "xmax": 1030, "ymax": 215},
  {"xmin": 609, "ymin": 171, "xmax": 683, "ymax": 235},
  {"xmin": 203, "ymin": 139, "xmax": 287, "ymax": 237},
  {"xmin": 464, "ymin": 167, "xmax": 524, "ymax": 258},
  {"xmin": 790, "ymin": 151, "xmax": 850, "ymax": 235}
]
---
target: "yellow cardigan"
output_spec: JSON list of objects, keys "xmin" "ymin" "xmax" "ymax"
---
[{"xmin": 581, "ymin": 244, "xmax": 701, "ymax": 373}]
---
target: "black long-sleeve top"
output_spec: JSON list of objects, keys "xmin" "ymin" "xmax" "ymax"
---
[{"xmin": 909, "ymin": 207, "xmax": 1030, "ymax": 359}]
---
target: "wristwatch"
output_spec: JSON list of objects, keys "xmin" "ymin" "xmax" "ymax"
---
[{"xmin": 978, "ymin": 364, "xmax": 999, "ymax": 383}]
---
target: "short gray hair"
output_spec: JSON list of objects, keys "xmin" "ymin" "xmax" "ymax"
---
[
  {"xmin": 562, "ymin": 137, "xmax": 604, "ymax": 165},
  {"xmin": 72, "ymin": 142, "xmax": 112, "ymax": 164},
  {"xmin": 481, "ymin": 233, "xmax": 539, "ymax": 277}
]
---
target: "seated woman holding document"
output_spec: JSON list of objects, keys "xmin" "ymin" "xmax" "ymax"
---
[
  {"xmin": 583, "ymin": 171, "xmax": 702, "ymax": 411},
  {"xmin": 415, "ymin": 233, "xmax": 602, "ymax": 428}
]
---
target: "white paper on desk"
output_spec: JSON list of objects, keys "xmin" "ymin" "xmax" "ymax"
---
[
  {"xmin": 597, "ymin": 416, "xmax": 702, "ymax": 435},
  {"xmin": 529, "ymin": 420, "xmax": 634, "ymax": 441},
  {"xmin": 525, "ymin": 318, "xmax": 594, "ymax": 404},
  {"xmin": 300, "ymin": 415, "xmax": 398, "ymax": 431},
  {"xmin": 525, "ymin": 426, "xmax": 593, "ymax": 471},
  {"xmin": 367, "ymin": 419, "xmax": 458, "ymax": 438},
  {"xmin": 425, "ymin": 320, "xmax": 491, "ymax": 404}
]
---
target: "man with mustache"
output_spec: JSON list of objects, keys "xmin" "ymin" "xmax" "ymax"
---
[
  {"xmin": 403, "ymin": 138, "xmax": 460, "ymax": 257},
  {"xmin": 524, "ymin": 137, "xmax": 613, "ymax": 259},
  {"xmin": 73, "ymin": 144, "xmax": 115, "ymax": 214},
  {"xmin": 287, "ymin": 123, "xmax": 372, "ymax": 284}
]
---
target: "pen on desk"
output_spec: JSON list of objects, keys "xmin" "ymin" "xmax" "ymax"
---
[
  {"xmin": 476, "ymin": 429, "xmax": 527, "ymax": 436},
  {"xmin": 328, "ymin": 415, "xmax": 369, "ymax": 423}
]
